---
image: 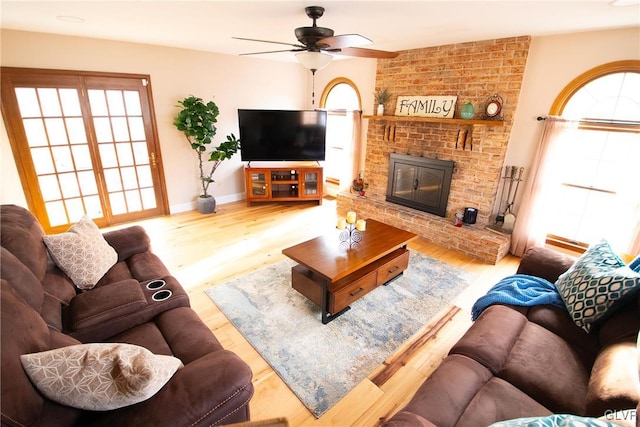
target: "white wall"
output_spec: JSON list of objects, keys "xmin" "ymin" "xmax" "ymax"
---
[
  {"xmin": 0, "ymin": 29, "xmax": 308, "ymax": 212},
  {"xmin": 505, "ymin": 27, "xmax": 640, "ymax": 211}
]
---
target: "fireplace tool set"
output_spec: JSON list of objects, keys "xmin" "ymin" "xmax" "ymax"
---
[{"xmin": 491, "ymin": 166, "xmax": 525, "ymax": 233}]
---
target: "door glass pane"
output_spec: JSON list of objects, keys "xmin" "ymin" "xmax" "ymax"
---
[
  {"xmin": 141, "ymin": 188, "xmax": 157, "ymax": 209},
  {"xmin": 129, "ymin": 117, "xmax": 145, "ymax": 141},
  {"xmin": 45, "ymin": 201, "xmax": 67, "ymax": 227},
  {"xmin": 31, "ymin": 147, "xmax": 55, "ymax": 174},
  {"xmin": 15, "ymin": 88, "xmax": 40, "ymax": 117},
  {"xmin": 99, "ymin": 144, "xmax": 118, "ymax": 168},
  {"xmin": 23, "ymin": 119, "xmax": 48, "ymax": 147},
  {"xmin": 51, "ymin": 146, "xmax": 74, "ymax": 172},
  {"xmin": 124, "ymin": 91, "xmax": 142, "ymax": 115},
  {"xmin": 37, "ymin": 88, "xmax": 62, "ymax": 117},
  {"xmin": 125, "ymin": 189, "xmax": 142, "ymax": 212},
  {"xmin": 106, "ymin": 90, "xmax": 126, "ymax": 115},
  {"xmin": 66, "ymin": 118, "xmax": 87, "ymax": 144},
  {"xmin": 137, "ymin": 165, "xmax": 152, "ymax": 187},
  {"xmin": 71, "ymin": 145, "xmax": 92, "ymax": 170},
  {"xmin": 116, "ymin": 142, "xmax": 134, "ymax": 166},
  {"xmin": 38, "ymin": 175, "xmax": 61, "ymax": 201},
  {"xmin": 88, "ymin": 90, "xmax": 108, "ymax": 116},
  {"xmin": 59, "ymin": 89, "xmax": 82, "ymax": 116},
  {"xmin": 84, "ymin": 195, "xmax": 103, "ymax": 218},
  {"xmin": 58, "ymin": 173, "xmax": 80, "ymax": 198},
  {"xmin": 109, "ymin": 192, "xmax": 127, "ymax": 215},
  {"xmin": 132, "ymin": 141, "xmax": 149, "ymax": 164},
  {"xmin": 104, "ymin": 168, "xmax": 123, "ymax": 191},
  {"xmin": 45, "ymin": 118, "xmax": 68, "ymax": 145},
  {"xmin": 77, "ymin": 170, "xmax": 98, "ymax": 195},
  {"xmin": 121, "ymin": 167, "xmax": 138, "ymax": 190},
  {"xmin": 112, "ymin": 117, "xmax": 130, "ymax": 142},
  {"xmin": 93, "ymin": 117, "xmax": 114, "ymax": 142},
  {"xmin": 65, "ymin": 198, "xmax": 85, "ymax": 222}
]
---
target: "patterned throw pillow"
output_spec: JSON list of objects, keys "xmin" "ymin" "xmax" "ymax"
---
[
  {"xmin": 555, "ymin": 240, "xmax": 640, "ymax": 333},
  {"xmin": 20, "ymin": 343, "xmax": 183, "ymax": 411},
  {"xmin": 43, "ymin": 215, "xmax": 118, "ymax": 290}
]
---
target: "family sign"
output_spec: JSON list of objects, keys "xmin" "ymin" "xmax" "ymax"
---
[{"xmin": 394, "ymin": 95, "xmax": 457, "ymax": 119}]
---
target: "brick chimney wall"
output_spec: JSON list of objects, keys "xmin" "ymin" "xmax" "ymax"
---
[{"xmin": 363, "ymin": 36, "xmax": 531, "ymax": 225}]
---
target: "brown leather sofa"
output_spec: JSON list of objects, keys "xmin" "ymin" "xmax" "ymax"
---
[
  {"xmin": 385, "ymin": 246, "xmax": 640, "ymax": 426},
  {"xmin": 1, "ymin": 204, "xmax": 254, "ymax": 426}
]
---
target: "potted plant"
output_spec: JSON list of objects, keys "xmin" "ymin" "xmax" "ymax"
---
[
  {"xmin": 173, "ymin": 95, "xmax": 240, "ymax": 214},
  {"xmin": 374, "ymin": 88, "xmax": 391, "ymax": 115}
]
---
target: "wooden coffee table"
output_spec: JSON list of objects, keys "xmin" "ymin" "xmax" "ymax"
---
[{"xmin": 282, "ymin": 219, "xmax": 417, "ymax": 324}]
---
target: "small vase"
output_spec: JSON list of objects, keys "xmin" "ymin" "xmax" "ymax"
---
[
  {"xmin": 196, "ymin": 195, "xmax": 216, "ymax": 214},
  {"xmin": 377, "ymin": 104, "xmax": 384, "ymax": 116},
  {"xmin": 461, "ymin": 102, "xmax": 475, "ymax": 119}
]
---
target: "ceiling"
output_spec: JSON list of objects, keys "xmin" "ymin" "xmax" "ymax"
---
[{"xmin": 1, "ymin": 1, "xmax": 639, "ymax": 63}]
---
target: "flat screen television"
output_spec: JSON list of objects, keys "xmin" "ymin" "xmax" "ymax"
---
[{"xmin": 238, "ymin": 109, "xmax": 327, "ymax": 161}]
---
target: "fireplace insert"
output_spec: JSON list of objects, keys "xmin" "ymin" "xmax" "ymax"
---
[{"xmin": 386, "ymin": 153, "xmax": 454, "ymax": 217}]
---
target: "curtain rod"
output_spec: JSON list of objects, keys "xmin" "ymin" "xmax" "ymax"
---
[{"xmin": 537, "ymin": 116, "xmax": 640, "ymax": 126}]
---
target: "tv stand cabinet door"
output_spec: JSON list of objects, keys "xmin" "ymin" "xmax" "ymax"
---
[
  {"xmin": 245, "ymin": 168, "xmax": 271, "ymax": 205},
  {"xmin": 300, "ymin": 168, "xmax": 323, "ymax": 204}
]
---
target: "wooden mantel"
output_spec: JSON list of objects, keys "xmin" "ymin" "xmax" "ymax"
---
[{"xmin": 363, "ymin": 115, "xmax": 505, "ymax": 127}]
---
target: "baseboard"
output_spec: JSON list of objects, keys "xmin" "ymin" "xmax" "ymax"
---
[{"xmin": 170, "ymin": 192, "xmax": 246, "ymax": 214}]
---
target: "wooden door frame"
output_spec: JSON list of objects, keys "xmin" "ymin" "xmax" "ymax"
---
[{"xmin": 1, "ymin": 67, "xmax": 170, "ymax": 231}]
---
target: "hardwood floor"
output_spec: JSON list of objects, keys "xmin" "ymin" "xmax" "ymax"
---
[{"xmin": 115, "ymin": 198, "xmax": 521, "ymax": 426}]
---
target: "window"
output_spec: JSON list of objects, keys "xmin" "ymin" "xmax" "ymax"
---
[
  {"xmin": 547, "ymin": 61, "xmax": 640, "ymax": 253},
  {"xmin": 1, "ymin": 68, "xmax": 168, "ymax": 233},
  {"xmin": 320, "ymin": 78, "xmax": 362, "ymax": 192}
]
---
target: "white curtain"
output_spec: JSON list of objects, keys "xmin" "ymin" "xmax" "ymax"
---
[{"xmin": 510, "ymin": 118, "xmax": 578, "ymax": 256}]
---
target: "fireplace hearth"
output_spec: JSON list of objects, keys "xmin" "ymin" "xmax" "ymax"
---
[{"xmin": 385, "ymin": 153, "xmax": 454, "ymax": 217}]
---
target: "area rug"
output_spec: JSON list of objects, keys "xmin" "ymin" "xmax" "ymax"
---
[{"xmin": 205, "ymin": 251, "xmax": 474, "ymax": 418}]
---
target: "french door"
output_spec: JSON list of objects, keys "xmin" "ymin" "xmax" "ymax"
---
[{"xmin": 1, "ymin": 68, "xmax": 168, "ymax": 233}]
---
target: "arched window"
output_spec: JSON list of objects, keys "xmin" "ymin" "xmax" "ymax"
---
[
  {"xmin": 546, "ymin": 60, "xmax": 639, "ymax": 254},
  {"xmin": 319, "ymin": 78, "xmax": 362, "ymax": 194}
]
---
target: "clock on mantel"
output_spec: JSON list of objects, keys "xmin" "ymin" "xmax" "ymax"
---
[{"xmin": 481, "ymin": 94, "xmax": 504, "ymax": 121}]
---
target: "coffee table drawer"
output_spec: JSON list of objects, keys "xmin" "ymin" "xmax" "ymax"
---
[
  {"xmin": 331, "ymin": 270, "xmax": 377, "ymax": 313},
  {"xmin": 377, "ymin": 248, "xmax": 410, "ymax": 285}
]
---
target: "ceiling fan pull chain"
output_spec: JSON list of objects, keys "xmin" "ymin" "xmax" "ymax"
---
[{"xmin": 312, "ymin": 70, "xmax": 316, "ymax": 106}]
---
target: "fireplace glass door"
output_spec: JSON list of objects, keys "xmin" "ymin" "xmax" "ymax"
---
[{"xmin": 386, "ymin": 153, "xmax": 454, "ymax": 217}]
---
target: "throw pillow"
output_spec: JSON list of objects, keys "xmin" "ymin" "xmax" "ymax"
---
[
  {"xmin": 43, "ymin": 215, "xmax": 118, "ymax": 290},
  {"xmin": 630, "ymin": 255, "xmax": 640, "ymax": 273},
  {"xmin": 555, "ymin": 240, "xmax": 640, "ymax": 333},
  {"xmin": 489, "ymin": 414, "xmax": 626, "ymax": 427},
  {"xmin": 20, "ymin": 343, "xmax": 183, "ymax": 411}
]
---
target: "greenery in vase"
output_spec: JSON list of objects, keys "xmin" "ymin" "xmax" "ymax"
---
[
  {"xmin": 374, "ymin": 88, "xmax": 391, "ymax": 105},
  {"xmin": 173, "ymin": 96, "xmax": 240, "ymax": 198}
]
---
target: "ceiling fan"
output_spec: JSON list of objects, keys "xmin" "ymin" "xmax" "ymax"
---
[{"xmin": 233, "ymin": 5, "xmax": 399, "ymax": 71}]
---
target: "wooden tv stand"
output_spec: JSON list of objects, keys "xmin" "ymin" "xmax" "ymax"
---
[{"xmin": 244, "ymin": 163, "xmax": 323, "ymax": 206}]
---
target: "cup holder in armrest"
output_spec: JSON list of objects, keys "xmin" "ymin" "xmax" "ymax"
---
[
  {"xmin": 146, "ymin": 279, "xmax": 166, "ymax": 290},
  {"xmin": 152, "ymin": 289, "xmax": 172, "ymax": 301}
]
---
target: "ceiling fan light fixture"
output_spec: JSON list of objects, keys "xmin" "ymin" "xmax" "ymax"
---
[{"xmin": 296, "ymin": 51, "xmax": 333, "ymax": 72}]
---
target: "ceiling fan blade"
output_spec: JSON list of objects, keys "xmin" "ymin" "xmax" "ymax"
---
[
  {"xmin": 317, "ymin": 34, "xmax": 371, "ymax": 49},
  {"xmin": 332, "ymin": 46, "xmax": 399, "ymax": 59},
  {"xmin": 233, "ymin": 37, "xmax": 305, "ymax": 49},
  {"xmin": 239, "ymin": 48, "xmax": 306, "ymax": 56}
]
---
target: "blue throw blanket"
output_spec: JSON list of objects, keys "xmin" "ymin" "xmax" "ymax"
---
[{"xmin": 471, "ymin": 274, "xmax": 566, "ymax": 321}]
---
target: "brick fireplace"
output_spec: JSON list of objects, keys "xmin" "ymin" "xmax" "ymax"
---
[{"xmin": 337, "ymin": 36, "xmax": 531, "ymax": 264}]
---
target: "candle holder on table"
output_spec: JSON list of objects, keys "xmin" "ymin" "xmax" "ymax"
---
[{"xmin": 337, "ymin": 211, "xmax": 366, "ymax": 251}]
